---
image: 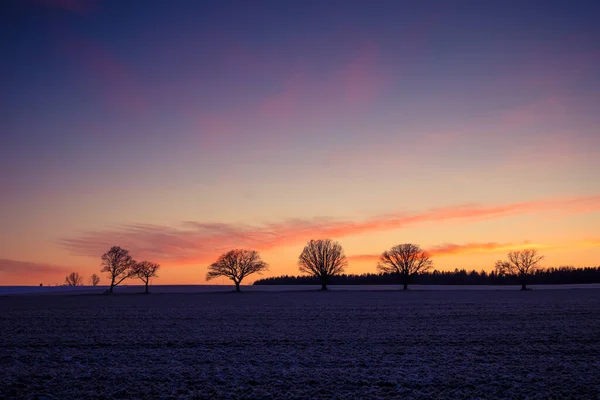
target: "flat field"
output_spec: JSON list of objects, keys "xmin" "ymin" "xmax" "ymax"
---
[{"xmin": 1, "ymin": 288, "xmax": 599, "ymax": 399}]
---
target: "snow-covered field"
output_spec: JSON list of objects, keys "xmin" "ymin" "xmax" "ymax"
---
[
  {"xmin": 3, "ymin": 283, "xmax": 600, "ymax": 295},
  {"xmin": 1, "ymin": 289, "xmax": 599, "ymax": 399}
]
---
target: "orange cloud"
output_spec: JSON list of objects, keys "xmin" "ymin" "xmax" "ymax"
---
[
  {"xmin": 348, "ymin": 239, "xmax": 600, "ymax": 264},
  {"xmin": 0, "ymin": 259, "xmax": 70, "ymax": 285},
  {"xmin": 429, "ymin": 242, "xmax": 541, "ymax": 256},
  {"xmin": 347, "ymin": 242, "xmax": 535, "ymax": 263},
  {"xmin": 0, "ymin": 258, "xmax": 67, "ymax": 274},
  {"xmin": 59, "ymin": 195, "xmax": 600, "ymax": 266}
]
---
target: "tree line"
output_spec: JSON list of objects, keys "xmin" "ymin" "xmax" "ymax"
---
[
  {"xmin": 253, "ymin": 266, "xmax": 600, "ymax": 286},
  {"xmin": 63, "ymin": 239, "xmax": 595, "ymax": 293}
]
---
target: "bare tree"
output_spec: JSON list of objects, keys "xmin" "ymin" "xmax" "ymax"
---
[
  {"xmin": 206, "ymin": 249, "xmax": 268, "ymax": 292},
  {"xmin": 89, "ymin": 273, "xmax": 100, "ymax": 287},
  {"xmin": 495, "ymin": 249, "xmax": 544, "ymax": 290},
  {"xmin": 132, "ymin": 261, "xmax": 160, "ymax": 293},
  {"xmin": 64, "ymin": 272, "xmax": 84, "ymax": 286},
  {"xmin": 298, "ymin": 239, "xmax": 347, "ymax": 290},
  {"xmin": 377, "ymin": 243, "xmax": 433, "ymax": 290},
  {"xmin": 101, "ymin": 246, "xmax": 136, "ymax": 293}
]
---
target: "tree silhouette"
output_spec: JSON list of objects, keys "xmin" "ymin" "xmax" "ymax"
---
[
  {"xmin": 132, "ymin": 261, "xmax": 160, "ymax": 293},
  {"xmin": 101, "ymin": 246, "xmax": 136, "ymax": 293},
  {"xmin": 495, "ymin": 249, "xmax": 544, "ymax": 290},
  {"xmin": 64, "ymin": 272, "xmax": 84, "ymax": 286},
  {"xmin": 89, "ymin": 273, "xmax": 100, "ymax": 287},
  {"xmin": 298, "ymin": 239, "xmax": 347, "ymax": 290},
  {"xmin": 254, "ymin": 266, "xmax": 600, "ymax": 286},
  {"xmin": 206, "ymin": 249, "xmax": 268, "ymax": 292},
  {"xmin": 377, "ymin": 243, "xmax": 433, "ymax": 290}
]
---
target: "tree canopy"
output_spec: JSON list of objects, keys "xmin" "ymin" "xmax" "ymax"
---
[
  {"xmin": 495, "ymin": 249, "xmax": 544, "ymax": 290},
  {"xmin": 298, "ymin": 239, "xmax": 347, "ymax": 290},
  {"xmin": 206, "ymin": 249, "xmax": 268, "ymax": 292},
  {"xmin": 65, "ymin": 272, "xmax": 84, "ymax": 286},
  {"xmin": 132, "ymin": 261, "xmax": 160, "ymax": 293},
  {"xmin": 377, "ymin": 243, "xmax": 433, "ymax": 289},
  {"xmin": 101, "ymin": 246, "xmax": 136, "ymax": 293}
]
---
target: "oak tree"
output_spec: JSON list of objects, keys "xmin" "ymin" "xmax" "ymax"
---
[
  {"xmin": 89, "ymin": 273, "xmax": 100, "ymax": 287},
  {"xmin": 377, "ymin": 243, "xmax": 433, "ymax": 290},
  {"xmin": 495, "ymin": 249, "xmax": 544, "ymax": 290},
  {"xmin": 206, "ymin": 249, "xmax": 268, "ymax": 292},
  {"xmin": 298, "ymin": 239, "xmax": 347, "ymax": 290},
  {"xmin": 132, "ymin": 261, "xmax": 160, "ymax": 293},
  {"xmin": 65, "ymin": 272, "xmax": 84, "ymax": 286},
  {"xmin": 101, "ymin": 246, "xmax": 136, "ymax": 293}
]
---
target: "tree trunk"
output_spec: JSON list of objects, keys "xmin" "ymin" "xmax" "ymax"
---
[
  {"xmin": 235, "ymin": 281, "xmax": 241, "ymax": 292},
  {"xmin": 402, "ymin": 274, "xmax": 409, "ymax": 290},
  {"xmin": 319, "ymin": 276, "xmax": 328, "ymax": 290},
  {"xmin": 145, "ymin": 281, "xmax": 149, "ymax": 294},
  {"xmin": 520, "ymin": 275, "xmax": 527, "ymax": 290}
]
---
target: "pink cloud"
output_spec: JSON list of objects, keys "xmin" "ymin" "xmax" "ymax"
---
[
  {"xmin": 190, "ymin": 19, "xmax": 447, "ymax": 150},
  {"xmin": 495, "ymin": 32, "xmax": 600, "ymax": 93},
  {"xmin": 0, "ymin": 258, "xmax": 71, "ymax": 285},
  {"xmin": 496, "ymin": 130, "xmax": 582, "ymax": 174},
  {"xmin": 194, "ymin": 114, "xmax": 237, "ymax": 150},
  {"xmin": 0, "ymin": 258, "xmax": 67, "ymax": 275},
  {"xmin": 59, "ymin": 195, "xmax": 600, "ymax": 266},
  {"xmin": 62, "ymin": 37, "xmax": 146, "ymax": 114},
  {"xmin": 257, "ymin": 40, "xmax": 386, "ymax": 123},
  {"xmin": 337, "ymin": 40, "xmax": 382, "ymax": 106},
  {"xmin": 192, "ymin": 40, "xmax": 388, "ymax": 152},
  {"xmin": 258, "ymin": 72, "xmax": 307, "ymax": 121},
  {"xmin": 502, "ymin": 96, "xmax": 566, "ymax": 128},
  {"xmin": 528, "ymin": 43, "xmax": 600, "ymax": 91}
]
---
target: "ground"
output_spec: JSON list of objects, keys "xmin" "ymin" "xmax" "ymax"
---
[{"xmin": 1, "ymin": 287, "xmax": 599, "ymax": 399}]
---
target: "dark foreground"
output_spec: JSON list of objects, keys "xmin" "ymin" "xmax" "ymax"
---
[{"xmin": 1, "ymin": 289, "xmax": 599, "ymax": 399}]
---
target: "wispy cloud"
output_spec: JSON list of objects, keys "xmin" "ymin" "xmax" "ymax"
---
[
  {"xmin": 427, "ymin": 241, "xmax": 549, "ymax": 256},
  {"xmin": 62, "ymin": 37, "xmax": 146, "ymax": 114},
  {"xmin": 257, "ymin": 40, "xmax": 387, "ymax": 123},
  {"xmin": 0, "ymin": 258, "xmax": 68, "ymax": 275},
  {"xmin": 59, "ymin": 195, "xmax": 600, "ymax": 265},
  {"xmin": 191, "ymin": 40, "xmax": 389, "ymax": 155},
  {"xmin": 348, "ymin": 239, "xmax": 600, "ymax": 263},
  {"xmin": 347, "ymin": 242, "xmax": 540, "ymax": 263},
  {"xmin": 502, "ymin": 96, "xmax": 566, "ymax": 128},
  {"xmin": 0, "ymin": 259, "xmax": 86, "ymax": 285}
]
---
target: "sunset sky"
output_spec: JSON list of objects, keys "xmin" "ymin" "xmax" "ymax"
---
[{"xmin": 1, "ymin": 0, "xmax": 599, "ymax": 285}]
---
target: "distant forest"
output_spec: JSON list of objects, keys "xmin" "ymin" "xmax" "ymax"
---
[{"xmin": 253, "ymin": 266, "xmax": 600, "ymax": 286}]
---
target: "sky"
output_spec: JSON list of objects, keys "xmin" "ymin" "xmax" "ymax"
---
[{"xmin": 1, "ymin": 0, "xmax": 599, "ymax": 285}]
